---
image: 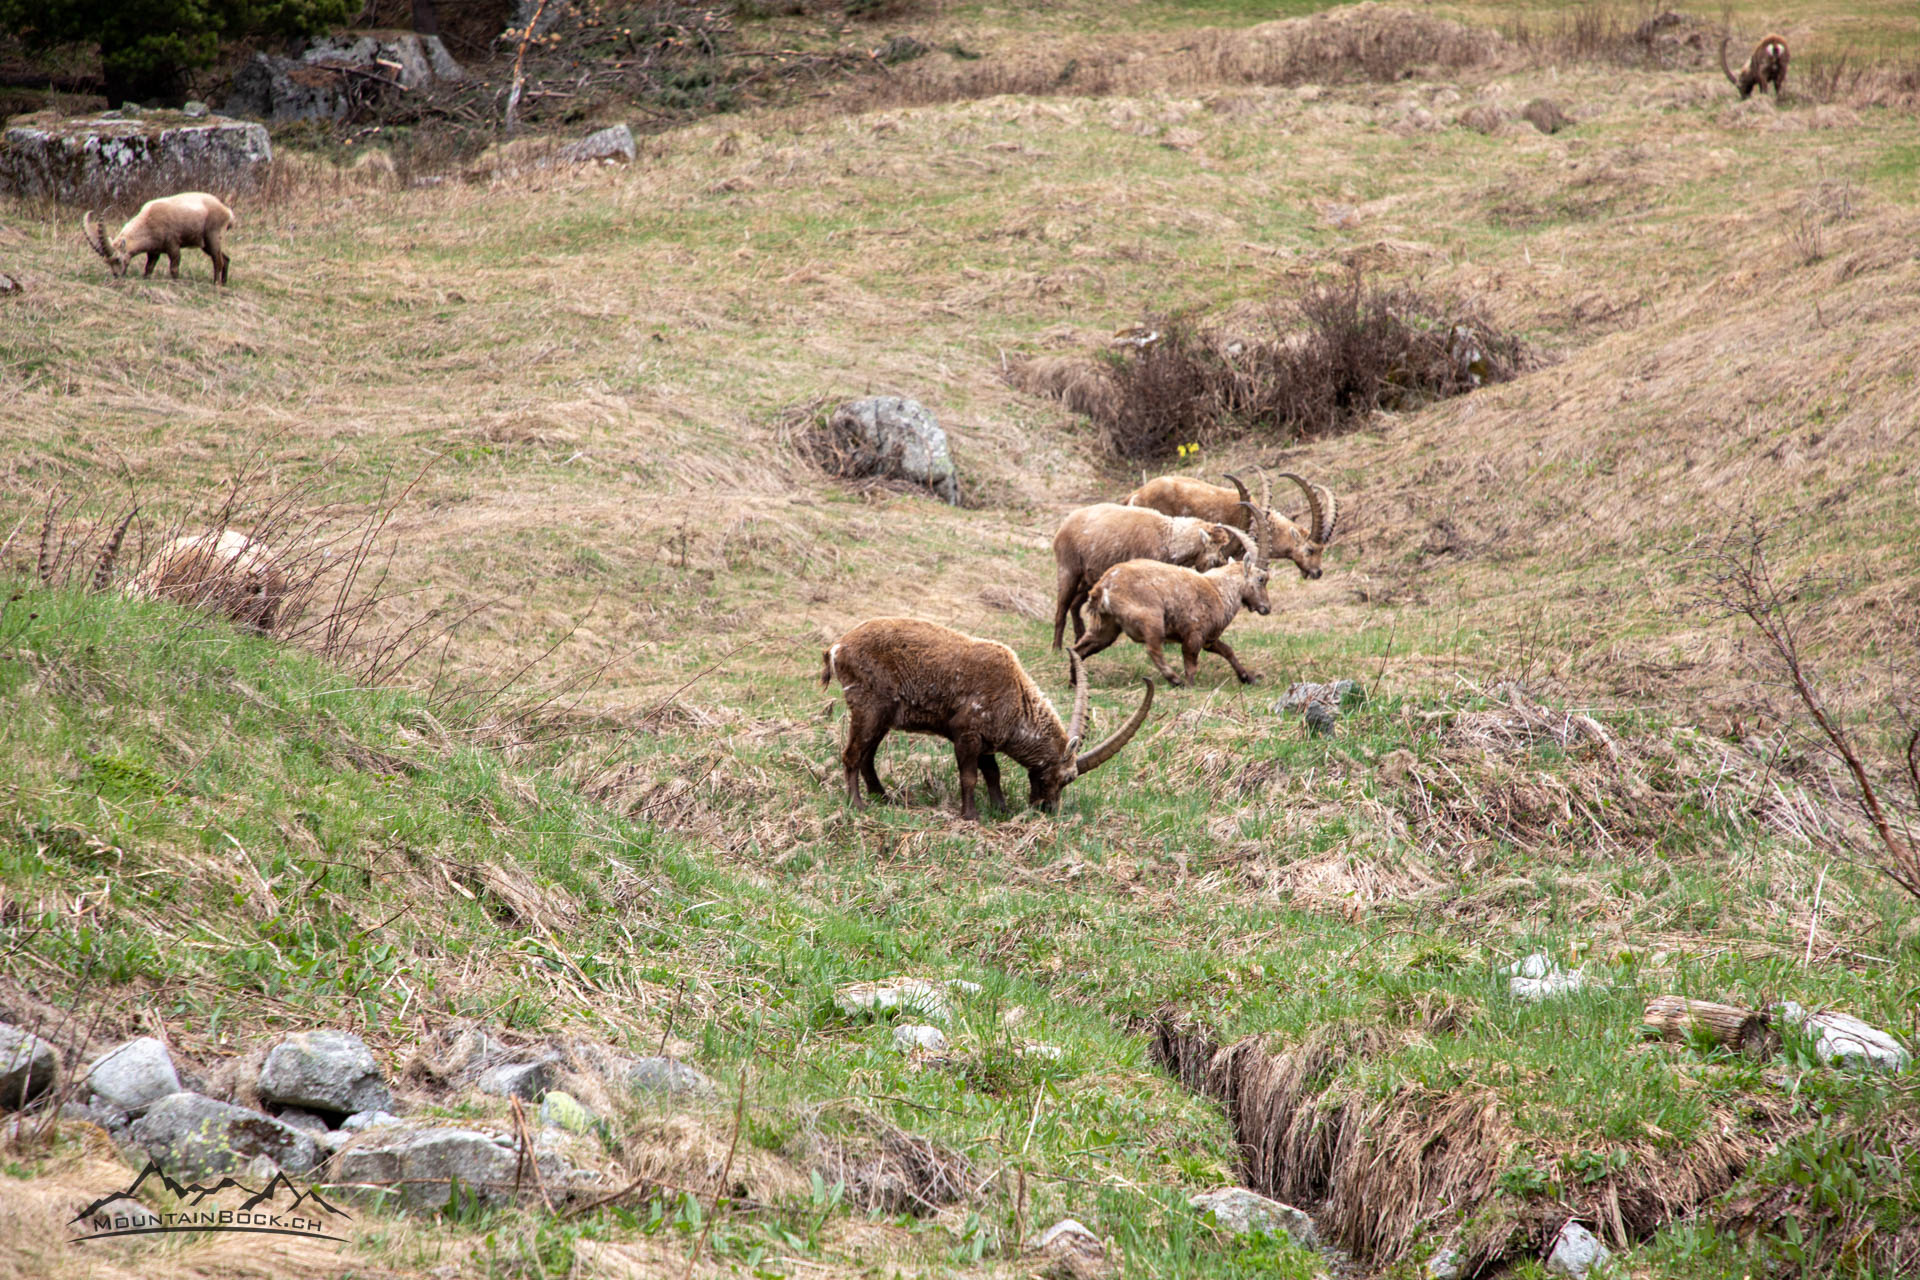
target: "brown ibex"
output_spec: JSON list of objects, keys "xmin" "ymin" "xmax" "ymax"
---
[
  {"xmin": 128, "ymin": 530, "xmax": 287, "ymax": 632},
  {"xmin": 1721, "ymin": 33, "xmax": 1789, "ymax": 99},
  {"xmin": 822, "ymin": 617, "xmax": 1153, "ymax": 820},
  {"xmin": 85, "ymin": 193, "xmax": 235, "ymax": 285},
  {"xmin": 1125, "ymin": 470, "xmax": 1337, "ymax": 580},
  {"xmin": 1073, "ymin": 484, "xmax": 1274, "ymax": 686},
  {"xmin": 1051, "ymin": 504, "xmax": 1234, "ymax": 650}
]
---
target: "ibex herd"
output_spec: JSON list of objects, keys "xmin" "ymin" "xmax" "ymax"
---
[{"xmin": 826, "ymin": 465, "xmax": 1339, "ymax": 819}]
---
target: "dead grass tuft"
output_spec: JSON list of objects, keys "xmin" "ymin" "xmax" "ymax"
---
[
  {"xmin": 1152, "ymin": 1015, "xmax": 1784, "ymax": 1267},
  {"xmin": 796, "ymin": 1105, "xmax": 977, "ymax": 1216}
]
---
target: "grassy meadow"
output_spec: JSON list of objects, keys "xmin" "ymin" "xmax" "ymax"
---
[{"xmin": 3, "ymin": 1, "xmax": 1919, "ymax": 1277}]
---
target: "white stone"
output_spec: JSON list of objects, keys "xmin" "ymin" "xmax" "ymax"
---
[
  {"xmin": 1775, "ymin": 1003, "xmax": 1910, "ymax": 1071},
  {"xmin": 1427, "ymin": 1247, "xmax": 1463, "ymax": 1280},
  {"xmin": 892, "ymin": 1024, "xmax": 948, "ymax": 1053},
  {"xmin": 1507, "ymin": 953, "xmax": 1592, "ymax": 1001},
  {"xmin": 1029, "ymin": 1218, "xmax": 1101, "ymax": 1251},
  {"xmin": 1545, "ymin": 1221, "xmax": 1610, "ymax": 1277},
  {"xmin": 1190, "ymin": 1187, "xmax": 1318, "ymax": 1245},
  {"xmin": 559, "ymin": 124, "xmax": 635, "ymax": 165},
  {"xmin": 834, "ymin": 978, "xmax": 951, "ymax": 1022},
  {"xmin": 1019, "ymin": 1042, "xmax": 1065, "ymax": 1061}
]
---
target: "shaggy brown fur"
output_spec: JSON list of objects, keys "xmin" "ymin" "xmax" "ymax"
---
[
  {"xmin": 1721, "ymin": 33, "xmax": 1789, "ymax": 99},
  {"xmin": 1072, "ymin": 527, "xmax": 1271, "ymax": 686},
  {"xmin": 85, "ymin": 192, "xmax": 235, "ymax": 284},
  {"xmin": 1051, "ymin": 503, "xmax": 1234, "ymax": 650},
  {"xmin": 821, "ymin": 617, "xmax": 1152, "ymax": 820},
  {"xmin": 128, "ymin": 529, "xmax": 287, "ymax": 631},
  {"xmin": 1125, "ymin": 471, "xmax": 1338, "ymax": 580}
]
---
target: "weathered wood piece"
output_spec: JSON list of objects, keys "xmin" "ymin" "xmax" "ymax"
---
[{"xmin": 1643, "ymin": 996, "xmax": 1777, "ymax": 1057}]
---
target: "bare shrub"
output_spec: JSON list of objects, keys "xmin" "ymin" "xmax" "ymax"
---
[
  {"xmin": 1504, "ymin": 3, "xmax": 1717, "ymax": 71},
  {"xmin": 1689, "ymin": 518, "xmax": 1920, "ymax": 903},
  {"xmin": 1091, "ymin": 271, "xmax": 1525, "ymax": 463},
  {"xmin": 14, "ymin": 446, "xmax": 453, "ymax": 685}
]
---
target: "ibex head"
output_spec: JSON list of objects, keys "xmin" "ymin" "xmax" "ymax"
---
[{"xmin": 84, "ymin": 212, "xmax": 129, "ymax": 277}]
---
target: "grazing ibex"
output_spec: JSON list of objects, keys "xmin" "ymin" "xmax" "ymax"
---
[
  {"xmin": 1073, "ymin": 485, "xmax": 1273, "ymax": 687},
  {"xmin": 128, "ymin": 530, "xmax": 287, "ymax": 632},
  {"xmin": 85, "ymin": 193, "xmax": 235, "ymax": 285},
  {"xmin": 1125, "ymin": 471, "xmax": 1337, "ymax": 580},
  {"xmin": 1721, "ymin": 33, "xmax": 1789, "ymax": 99},
  {"xmin": 822, "ymin": 617, "xmax": 1153, "ymax": 820},
  {"xmin": 1051, "ymin": 504, "xmax": 1234, "ymax": 649}
]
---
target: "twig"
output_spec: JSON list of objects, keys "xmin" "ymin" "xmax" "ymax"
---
[
  {"xmin": 1803, "ymin": 863, "xmax": 1827, "ymax": 968},
  {"xmin": 683, "ymin": 1054, "xmax": 751, "ymax": 1280}
]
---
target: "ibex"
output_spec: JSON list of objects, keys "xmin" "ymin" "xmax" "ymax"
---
[
  {"xmin": 128, "ymin": 530, "xmax": 287, "ymax": 632},
  {"xmin": 1051, "ymin": 504, "xmax": 1234, "ymax": 650},
  {"xmin": 1073, "ymin": 482, "xmax": 1274, "ymax": 687},
  {"xmin": 1125, "ymin": 471, "xmax": 1337, "ymax": 580},
  {"xmin": 822, "ymin": 617, "xmax": 1153, "ymax": 821},
  {"xmin": 85, "ymin": 193, "xmax": 235, "ymax": 285},
  {"xmin": 1721, "ymin": 33, "xmax": 1789, "ymax": 99}
]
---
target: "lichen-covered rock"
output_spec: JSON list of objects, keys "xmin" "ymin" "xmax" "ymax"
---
[
  {"xmin": 1190, "ymin": 1187, "xmax": 1318, "ymax": 1245},
  {"xmin": 84, "ymin": 1037, "xmax": 180, "ymax": 1116},
  {"xmin": 625, "ymin": 1057, "xmax": 716, "ymax": 1097},
  {"xmin": 258, "ymin": 1030, "xmax": 391, "ymax": 1116},
  {"xmin": 330, "ymin": 1124, "xmax": 603, "ymax": 1211},
  {"xmin": 559, "ymin": 124, "xmax": 636, "ymax": 165},
  {"xmin": 0, "ymin": 111, "xmax": 271, "ymax": 203},
  {"xmin": 539, "ymin": 1090, "xmax": 595, "ymax": 1133},
  {"xmin": 128, "ymin": 1092, "xmax": 321, "ymax": 1180},
  {"xmin": 0, "ymin": 1024, "xmax": 58, "ymax": 1111},
  {"xmin": 823, "ymin": 397, "xmax": 961, "ymax": 504}
]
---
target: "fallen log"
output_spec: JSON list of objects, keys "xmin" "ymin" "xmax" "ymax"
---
[{"xmin": 1642, "ymin": 996, "xmax": 1777, "ymax": 1057}]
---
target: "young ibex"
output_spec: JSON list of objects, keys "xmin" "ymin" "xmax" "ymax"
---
[
  {"xmin": 1073, "ymin": 507, "xmax": 1272, "ymax": 688},
  {"xmin": 1721, "ymin": 33, "xmax": 1789, "ymax": 99},
  {"xmin": 128, "ymin": 530, "xmax": 287, "ymax": 632},
  {"xmin": 1125, "ymin": 470, "xmax": 1337, "ymax": 580},
  {"xmin": 1051, "ymin": 503, "xmax": 1234, "ymax": 649},
  {"xmin": 822, "ymin": 617, "xmax": 1153, "ymax": 820},
  {"xmin": 85, "ymin": 193, "xmax": 235, "ymax": 285}
]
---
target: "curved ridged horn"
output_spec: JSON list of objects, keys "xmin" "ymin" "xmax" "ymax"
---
[
  {"xmin": 1066, "ymin": 650, "xmax": 1090, "ymax": 753},
  {"xmin": 1256, "ymin": 471, "xmax": 1274, "ymax": 563},
  {"xmin": 1315, "ymin": 485, "xmax": 1338, "ymax": 544},
  {"xmin": 1075, "ymin": 678, "xmax": 1154, "ymax": 774},
  {"xmin": 83, "ymin": 212, "xmax": 112, "ymax": 259},
  {"xmin": 1274, "ymin": 472, "xmax": 1327, "ymax": 544},
  {"xmin": 1220, "ymin": 473, "xmax": 1251, "ymax": 507},
  {"xmin": 1223, "ymin": 521, "xmax": 1258, "ymax": 566}
]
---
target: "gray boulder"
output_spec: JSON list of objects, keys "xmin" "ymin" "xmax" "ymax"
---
[
  {"xmin": 477, "ymin": 1056, "xmax": 560, "ymax": 1101},
  {"xmin": 275, "ymin": 1107, "xmax": 332, "ymax": 1135},
  {"xmin": 626, "ymin": 1056, "xmax": 716, "ymax": 1097},
  {"xmin": 85, "ymin": 1037, "xmax": 180, "ymax": 1116},
  {"xmin": 1190, "ymin": 1187, "xmax": 1318, "ymax": 1245},
  {"xmin": 539, "ymin": 1091, "xmax": 595, "ymax": 1133},
  {"xmin": 1775, "ymin": 1003, "xmax": 1910, "ymax": 1071},
  {"xmin": 0, "ymin": 111, "xmax": 271, "ymax": 203},
  {"xmin": 258, "ymin": 1030, "xmax": 391, "ymax": 1116},
  {"xmin": 0, "ymin": 1024, "xmax": 58, "ymax": 1111},
  {"xmin": 226, "ymin": 33, "xmax": 462, "ymax": 125},
  {"xmin": 1545, "ymin": 1220, "xmax": 1609, "ymax": 1276},
  {"xmin": 330, "ymin": 1124, "xmax": 600, "ymax": 1211},
  {"xmin": 559, "ymin": 124, "xmax": 635, "ymax": 165},
  {"xmin": 128, "ymin": 1092, "xmax": 321, "ymax": 1179},
  {"xmin": 824, "ymin": 397, "xmax": 961, "ymax": 504}
]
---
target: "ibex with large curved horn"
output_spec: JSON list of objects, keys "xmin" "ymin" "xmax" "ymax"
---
[
  {"xmin": 1050, "ymin": 503, "xmax": 1235, "ymax": 650},
  {"xmin": 822, "ymin": 617, "xmax": 1153, "ymax": 820},
  {"xmin": 1720, "ymin": 33, "xmax": 1788, "ymax": 99},
  {"xmin": 1074, "ymin": 481, "xmax": 1274, "ymax": 687},
  {"xmin": 84, "ymin": 193, "xmax": 236, "ymax": 285},
  {"xmin": 1124, "ymin": 469, "xmax": 1337, "ymax": 579}
]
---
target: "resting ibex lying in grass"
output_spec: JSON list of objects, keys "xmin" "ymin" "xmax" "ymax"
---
[
  {"xmin": 1721, "ymin": 33, "xmax": 1789, "ymax": 99},
  {"xmin": 1051, "ymin": 504, "xmax": 1234, "ymax": 650},
  {"xmin": 85, "ymin": 193, "xmax": 235, "ymax": 285},
  {"xmin": 128, "ymin": 530, "xmax": 287, "ymax": 632},
  {"xmin": 1125, "ymin": 471, "xmax": 1338, "ymax": 580},
  {"xmin": 1073, "ymin": 514, "xmax": 1272, "ymax": 688},
  {"xmin": 822, "ymin": 617, "xmax": 1153, "ymax": 820}
]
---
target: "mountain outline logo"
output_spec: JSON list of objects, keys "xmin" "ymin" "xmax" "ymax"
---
[{"xmin": 69, "ymin": 1158, "xmax": 352, "ymax": 1244}]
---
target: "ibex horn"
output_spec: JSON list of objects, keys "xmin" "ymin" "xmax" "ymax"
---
[
  {"xmin": 1275, "ymin": 472, "xmax": 1327, "ymax": 545},
  {"xmin": 1221, "ymin": 473, "xmax": 1251, "ymax": 504},
  {"xmin": 1066, "ymin": 650, "xmax": 1090, "ymax": 753},
  {"xmin": 1076, "ymin": 678, "xmax": 1154, "ymax": 774},
  {"xmin": 83, "ymin": 212, "xmax": 111, "ymax": 259}
]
